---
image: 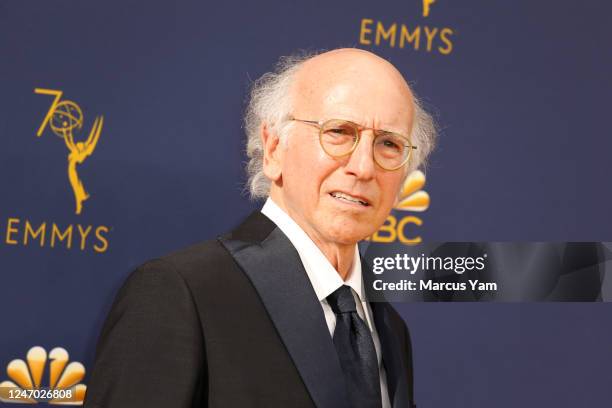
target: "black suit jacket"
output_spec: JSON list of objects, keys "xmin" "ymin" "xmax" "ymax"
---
[{"xmin": 84, "ymin": 211, "xmax": 416, "ymax": 408}]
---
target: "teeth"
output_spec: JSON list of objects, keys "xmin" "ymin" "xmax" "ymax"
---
[{"xmin": 330, "ymin": 192, "xmax": 368, "ymax": 206}]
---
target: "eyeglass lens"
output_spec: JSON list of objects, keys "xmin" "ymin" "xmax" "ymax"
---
[{"xmin": 319, "ymin": 119, "xmax": 410, "ymax": 170}]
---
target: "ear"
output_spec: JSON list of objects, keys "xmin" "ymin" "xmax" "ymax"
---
[{"xmin": 261, "ymin": 122, "xmax": 283, "ymax": 181}]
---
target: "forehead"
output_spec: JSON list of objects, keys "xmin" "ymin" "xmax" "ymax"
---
[{"xmin": 291, "ymin": 52, "xmax": 414, "ymax": 133}]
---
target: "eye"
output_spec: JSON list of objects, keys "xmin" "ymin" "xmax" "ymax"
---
[
  {"xmin": 382, "ymin": 139, "xmax": 400, "ymax": 151},
  {"xmin": 329, "ymin": 127, "xmax": 352, "ymax": 135},
  {"xmin": 377, "ymin": 137, "xmax": 402, "ymax": 152},
  {"xmin": 375, "ymin": 133, "xmax": 408, "ymax": 159}
]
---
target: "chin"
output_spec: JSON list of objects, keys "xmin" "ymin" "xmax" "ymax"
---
[{"xmin": 323, "ymin": 219, "xmax": 374, "ymax": 245}]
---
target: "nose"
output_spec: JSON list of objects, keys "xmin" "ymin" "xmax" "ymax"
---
[{"xmin": 343, "ymin": 131, "xmax": 376, "ymax": 180}]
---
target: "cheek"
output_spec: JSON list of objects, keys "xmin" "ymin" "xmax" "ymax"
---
[
  {"xmin": 378, "ymin": 174, "xmax": 403, "ymax": 209},
  {"xmin": 282, "ymin": 139, "xmax": 335, "ymax": 200}
]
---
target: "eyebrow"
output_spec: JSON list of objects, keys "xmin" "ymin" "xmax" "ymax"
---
[{"xmin": 344, "ymin": 119, "xmax": 408, "ymax": 137}]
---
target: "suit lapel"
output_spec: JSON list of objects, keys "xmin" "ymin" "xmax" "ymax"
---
[
  {"xmin": 219, "ymin": 212, "xmax": 350, "ymax": 408},
  {"xmin": 370, "ymin": 302, "xmax": 413, "ymax": 408},
  {"xmin": 363, "ymin": 259, "xmax": 414, "ymax": 408}
]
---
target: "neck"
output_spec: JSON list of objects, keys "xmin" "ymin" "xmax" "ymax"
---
[{"xmin": 269, "ymin": 192, "xmax": 355, "ymax": 281}]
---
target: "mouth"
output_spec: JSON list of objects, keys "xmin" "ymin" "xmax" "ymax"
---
[{"xmin": 329, "ymin": 191, "xmax": 371, "ymax": 207}]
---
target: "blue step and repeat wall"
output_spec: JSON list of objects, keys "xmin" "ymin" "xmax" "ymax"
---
[{"xmin": 1, "ymin": 0, "xmax": 611, "ymax": 406}]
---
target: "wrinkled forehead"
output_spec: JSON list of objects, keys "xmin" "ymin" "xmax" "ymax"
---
[{"xmin": 291, "ymin": 52, "xmax": 414, "ymax": 134}]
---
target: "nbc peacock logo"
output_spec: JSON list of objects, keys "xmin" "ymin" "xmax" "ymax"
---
[
  {"xmin": 0, "ymin": 346, "xmax": 86, "ymax": 405},
  {"xmin": 395, "ymin": 169, "xmax": 430, "ymax": 212},
  {"xmin": 369, "ymin": 170, "xmax": 430, "ymax": 244}
]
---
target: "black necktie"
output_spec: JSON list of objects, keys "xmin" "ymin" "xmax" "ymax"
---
[{"xmin": 327, "ymin": 285, "xmax": 382, "ymax": 408}]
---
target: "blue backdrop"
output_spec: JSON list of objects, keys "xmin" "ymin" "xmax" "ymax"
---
[{"xmin": 1, "ymin": 0, "xmax": 611, "ymax": 406}]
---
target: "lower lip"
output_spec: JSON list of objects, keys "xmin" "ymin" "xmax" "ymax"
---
[{"xmin": 329, "ymin": 193, "xmax": 370, "ymax": 210}]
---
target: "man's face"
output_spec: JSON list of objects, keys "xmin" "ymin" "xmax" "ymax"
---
[{"xmin": 269, "ymin": 50, "xmax": 414, "ymax": 246}]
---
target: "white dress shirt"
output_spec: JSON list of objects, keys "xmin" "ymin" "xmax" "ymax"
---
[{"xmin": 261, "ymin": 198, "xmax": 391, "ymax": 408}]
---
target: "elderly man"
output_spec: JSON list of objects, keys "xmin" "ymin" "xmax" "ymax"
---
[{"xmin": 84, "ymin": 48, "xmax": 435, "ymax": 408}]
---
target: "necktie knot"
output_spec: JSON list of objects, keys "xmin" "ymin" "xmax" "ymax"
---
[{"xmin": 327, "ymin": 285, "xmax": 357, "ymax": 314}]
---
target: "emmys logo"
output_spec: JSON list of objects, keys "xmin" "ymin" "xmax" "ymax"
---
[
  {"xmin": 368, "ymin": 170, "xmax": 430, "ymax": 245},
  {"xmin": 0, "ymin": 89, "xmax": 112, "ymax": 253},
  {"xmin": 34, "ymin": 88, "xmax": 104, "ymax": 215},
  {"xmin": 358, "ymin": 0, "xmax": 455, "ymax": 55},
  {"xmin": 0, "ymin": 346, "xmax": 87, "ymax": 405}
]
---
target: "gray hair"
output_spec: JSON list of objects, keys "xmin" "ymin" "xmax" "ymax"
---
[{"xmin": 244, "ymin": 50, "xmax": 437, "ymax": 200}]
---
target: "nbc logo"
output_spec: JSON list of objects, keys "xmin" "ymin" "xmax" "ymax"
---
[
  {"xmin": 0, "ymin": 346, "xmax": 86, "ymax": 405},
  {"xmin": 369, "ymin": 170, "xmax": 430, "ymax": 244}
]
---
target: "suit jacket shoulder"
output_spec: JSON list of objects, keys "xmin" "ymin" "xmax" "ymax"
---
[
  {"xmin": 84, "ymin": 257, "xmax": 205, "ymax": 408},
  {"xmin": 158, "ymin": 211, "xmax": 276, "ymax": 289},
  {"xmin": 85, "ymin": 212, "xmax": 315, "ymax": 408}
]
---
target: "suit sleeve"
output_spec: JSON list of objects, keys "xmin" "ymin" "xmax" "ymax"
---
[{"xmin": 84, "ymin": 259, "xmax": 206, "ymax": 408}]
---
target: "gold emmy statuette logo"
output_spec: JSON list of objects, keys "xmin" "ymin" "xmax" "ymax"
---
[
  {"xmin": 0, "ymin": 346, "xmax": 87, "ymax": 405},
  {"xmin": 422, "ymin": 0, "xmax": 436, "ymax": 17},
  {"xmin": 395, "ymin": 170, "xmax": 430, "ymax": 212},
  {"xmin": 34, "ymin": 88, "xmax": 104, "ymax": 215}
]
